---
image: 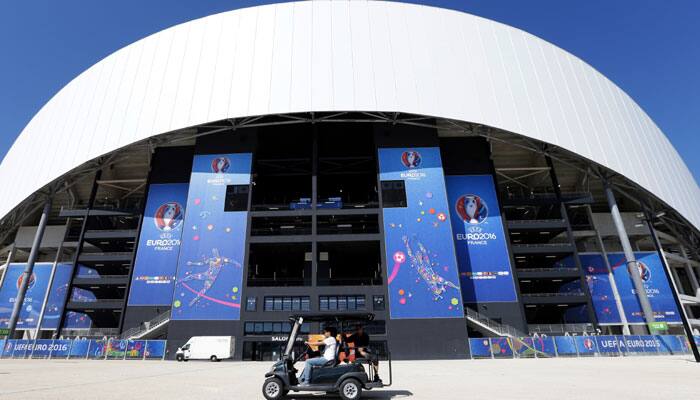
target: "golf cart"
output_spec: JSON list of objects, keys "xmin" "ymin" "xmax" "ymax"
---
[{"xmin": 262, "ymin": 313, "xmax": 392, "ymax": 400}]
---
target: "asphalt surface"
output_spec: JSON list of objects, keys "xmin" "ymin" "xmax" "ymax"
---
[{"xmin": 0, "ymin": 356, "xmax": 697, "ymax": 399}]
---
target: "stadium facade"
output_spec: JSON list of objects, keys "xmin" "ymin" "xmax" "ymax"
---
[{"xmin": 1, "ymin": 1, "xmax": 700, "ymax": 360}]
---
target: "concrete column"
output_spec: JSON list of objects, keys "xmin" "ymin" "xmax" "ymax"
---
[
  {"xmin": 603, "ymin": 183, "xmax": 656, "ymax": 331},
  {"xmin": 7, "ymin": 197, "xmax": 52, "ymax": 338}
]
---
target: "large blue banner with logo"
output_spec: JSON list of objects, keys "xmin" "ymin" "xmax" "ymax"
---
[
  {"xmin": 379, "ymin": 148, "xmax": 464, "ymax": 319},
  {"xmin": 581, "ymin": 252, "xmax": 680, "ymax": 324},
  {"xmin": 445, "ymin": 175, "xmax": 517, "ymax": 303},
  {"xmin": 40, "ymin": 263, "xmax": 72, "ymax": 330},
  {"xmin": 171, "ymin": 153, "xmax": 252, "ymax": 320},
  {"xmin": 0, "ymin": 263, "xmax": 53, "ymax": 329},
  {"xmin": 128, "ymin": 183, "xmax": 189, "ymax": 306}
]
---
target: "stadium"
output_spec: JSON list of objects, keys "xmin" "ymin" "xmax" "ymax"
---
[{"xmin": 0, "ymin": 1, "xmax": 699, "ymax": 361}]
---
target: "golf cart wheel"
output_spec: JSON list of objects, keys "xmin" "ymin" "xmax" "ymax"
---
[
  {"xmin": 339, "ymin": 379, "xmax": 362, "ymax": 400},
  {"xmin": 210, "ymin": 355, "xmax": 218, "ymax": 362},
  {"xmin": 176, "ymin": 354, "xmax": 184, "ymax": 362},
  {"xmin": 262, "ymin": 377, "xmax": 285, "ymax": 400}
]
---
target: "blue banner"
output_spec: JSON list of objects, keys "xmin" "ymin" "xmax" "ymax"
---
[
  {"xmin": 490, "ymin": 337, "xmax": 513, "ymax": 357},
  {"xmin": 581, "ymin": 252, "xmax": 681, "ymax": 324},
  {"xmin": 0, "ymin": 263, "xmax": 53, "ymax": 329},
  {"xmin": 532, "ymin": 336, "xmax": 557, "ymax": 357},
  {"xmin": 126, "ymin": 340, "xmax": 146, "ymax": 359},
  {"xmin": 145, "ymin": 340, "xmax": 167, "ymax": 359},
  {"xmin": 171, "ymin": 153, "xmax": 252, "ymax": 320},
  {"xmin": 573, "ymin": 336, "xmax": 597, "ymax": 355},
  {"xmin": 106, "ymin": 339, "xmax": 127, "ymax": 359},
  {"xmin": 469, "ymin": 338, "xmax": 492, "ymax": 358},
  {"xmin": 128, "ymin": 183, "xmax": 189, "ymax": 306},
  {"xmin": 13, "ymin": 339, "xmax": 30, "ymax": 358},
  {"xmin": 40, "ymin": 263, "xmax": 72, "ymax": 330},
  {"xmin": 1, "ymin": 339, "xmax": 15, "ymax": 357},
  {"xmin": 554, "ymin": 336, "xmax": 577, "ymax": 355},
  {"xmin": 512, "ymin": 337, "xmax": 536, "ymax": 358},
  {"xmin": 445, "ymin": 175, "xmax": 517, "ymax": 303},
  {"xmin": 379, "ymin": 148, "xmax": 464, "ymax": 319},
  {"xmin": 594, "ymin": 336, "xmax": 619, "ymax": 354},
  {"xmin": 69, "ymin": 340, "xmax": 90, "ymax": 358},
  {"xmin": 88, "ymin": 340, "xmax": 106, "ymax": 359},
  {"xmin": 50, "ymin": 340, "xmax": 72, "ymax": 358},
  {"xmin": 30, "ymin": 339, "xmax": 53, "ymax": 358}
]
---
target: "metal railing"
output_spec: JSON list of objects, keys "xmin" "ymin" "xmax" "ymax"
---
[
  {"xmin": 60, "ymin": 328, "xmax": 121, "ymax": 338},
  {"xmin": 527, "ymin": 323, "xmax": 595, "ymax": 335},
  {"xmin": 465, "ymin": 308, "xmax": 528, "ymax": 338},
  {"xmin": 120, "ymin": 310, "xmax": 171, "ymax": 339}
]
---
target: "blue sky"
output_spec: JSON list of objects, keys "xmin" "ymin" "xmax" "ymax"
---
[{"xmin": 1, "ymin": 1, "xmax": 698, "ymax": 182}]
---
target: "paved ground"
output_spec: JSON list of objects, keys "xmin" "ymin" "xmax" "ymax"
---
[{"xmin": 0, "ymin": 356, "xmax": 697, "ymax": 399}]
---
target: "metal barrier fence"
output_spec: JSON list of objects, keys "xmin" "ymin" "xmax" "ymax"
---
[
  {"xmin": 0, "ymin": 339, "xmax": 167, "ymax": 360},
  {"xmin": 469, "ymin": 335, "xmax": 700, "ymax": 359}
]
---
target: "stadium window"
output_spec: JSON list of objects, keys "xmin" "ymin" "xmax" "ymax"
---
[
  {"xmin": 263, "ymin": 296, "xmax": 310, "ymax": 312},
  {"xmin": 225, "ymin": 184, "xmax": 250, "ymax": 212},
  {"xmin": 245, "ymin": 297, "xmax": 257, "ymax": 312},
  {"xmin": 319, "ymin": 295, "xmax": 366, "ymax": 311},
  {"xmin": 380, "ymin": 180, "xmax": 407, "ymax": 208}
]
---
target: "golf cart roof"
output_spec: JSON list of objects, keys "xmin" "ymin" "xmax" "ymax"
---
[{"xmin": 289, "ymin": 313, "xmax": 375, "ymax": 323}]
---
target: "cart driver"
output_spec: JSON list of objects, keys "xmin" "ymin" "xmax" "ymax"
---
[
  {"xmin": 299, "ymin": 326, "xmax": 337, "ymax": 385},
  {"xmin": 346, "ymin": 324, "xmax": 380, "ymax": 382}
]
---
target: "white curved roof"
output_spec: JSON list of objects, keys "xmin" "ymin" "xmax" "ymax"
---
[{"xmin": 2, "ymin": 0, "xmax": 699, "ymax": 228}]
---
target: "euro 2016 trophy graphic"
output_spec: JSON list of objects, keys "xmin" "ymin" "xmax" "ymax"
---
[
  {"xmin": 455, "ymin": 194, "xmax": 488, "ymax": 224},
  {"xmin": 154, "ymin": 202, "xmax": 183, "ymax": 232}
]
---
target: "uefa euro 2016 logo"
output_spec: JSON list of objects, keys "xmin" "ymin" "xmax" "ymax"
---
[
  {"xmin": 637, "ymin": 262, "xmax": 651, "ymax": 282},
  {"xmin": 455, "ymin": 194, "xmax": 488, "ymax": 224},
  {"xmin": 211, "ymin": 156, "xmax": 231, "ymax": 173},
  {"xmin": 16, "ymin": 272, "xmax": 36, "ymax": 290},
  {"xmin": 154, "ymin": 202, "xmax": 183, "ymax": 232},
  {"xmin": 400, "ymin": 151, "xmax": 421, "ymax": 169}
]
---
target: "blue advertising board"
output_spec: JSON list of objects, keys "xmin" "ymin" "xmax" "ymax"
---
[
  {"xmin": 30, "ymin": 339, "xmax": 53, "ymax": 358},
  {"xmin": 69, "ymin": 340, "xmax": 90, "ymax": 358},
  {"xmin": 128, "ymin": 183, "xmax": 189, "ymax": 306},
  {"xmin": 574, "ymin": 336, "xmax": 597, "ymax": 355},
  {"xmin": 2, "ymin": 339, "xmax": 15, "ymax": 357},
  {"xmin": 0, "ymin": 263, "xmax": 53, "ymax": 329},
  {"xmin": 532, "ymin": 336, "xmax": 557, "ymax": 357},
  {"xmin": 445, "ymin": 175, "xmax": 517, "ymax": 303},
  {"xmin": 88, "ymin": 340, "xmax": 106, "ymax": 359},
  {"xmin": 106, "ymin": 339, "xmax": 127, "ymax": 359},
  {"xmin": 491, "ymin": 337, "xmax": 513, "ymax": 357},
  {"xmin": 379, "ymin": 148, "xmax": 464, "ymax": 319},
  {"xmin": 171, "ymin": 153, "xmax": 252, "ymax": 320},
  {"xmin": 469, "ymin": 338, "xmax": 492, "ymax": 358},
  {"xmin": 512, "ymin": 337, "xmax": 536, "ymax": 358},
  {"xmin": 145, "ymin": 340, "xmax": 167, "ymax": 359},
  {"xmin": 594, "ymin": 336, "xmax": 619, "ymax": 354},
  {"xmin": 581, "ymin": 252, "xmax": 681, "ymax": 324},
  {"xmin": 40, "ymin": 263, "xmax": 72, "ymax": 330},
  {"xmin": 50, "ymin": 340, "xmax": 72, "ymax": 358},
  {"xmin": 126, "ymin": 340, "xmax": 146, "ymax": 359},
  {"xmin": 553, "ymin": 336, "xmax": 577, "ymax": 355},
  {"xmin": 13, "ymin": 339, "xmax": 30, "ymax": 358}
]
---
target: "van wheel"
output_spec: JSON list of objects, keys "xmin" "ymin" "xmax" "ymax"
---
[
  {"xmin": 339, "ymin": 379, "xmax": 362, "ymax": 400},
  {"xmin": 262, "ymin": 377, "xmax": 285, "ymax": 400},
  {"xmin": 210, "ymin": 355, "xmax": 218, "ymax": 362},
  {"xmin": 176, "ymin": 354, "xmax": 184, "ymax": 362}
]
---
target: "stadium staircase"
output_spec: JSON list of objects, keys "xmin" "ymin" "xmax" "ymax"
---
[
  {"xmin": 120, "ymin": 310, "xmax": 171, "ymax": 340},
  {"xmin": 465, "ymin": 307, "xmax": 527, "ymax": 338}
]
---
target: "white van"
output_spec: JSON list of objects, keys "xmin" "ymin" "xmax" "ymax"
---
[{"xmin": 176, "ymin": 336, "xmax": 234, "ymax": 362}]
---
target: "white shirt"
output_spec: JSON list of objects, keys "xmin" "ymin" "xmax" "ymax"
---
[{"xmin": 322, "ymin": 336, "xmax": 337, "ymax": 360}]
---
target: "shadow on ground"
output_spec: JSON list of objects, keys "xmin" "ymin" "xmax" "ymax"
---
[{"xmin": 286, "ymin": 390, "xmax": 413, "ymax": 399}]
